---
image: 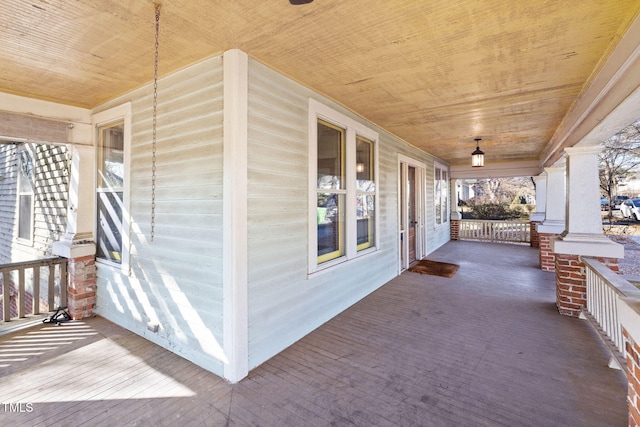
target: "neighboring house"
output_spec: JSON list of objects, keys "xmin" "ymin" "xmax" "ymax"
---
[
  {"xmin": 0, "ymin": 141, "xmax": 69, "ymax": 319},
  {"xmin": 0, "ymin": 142, "xmax": 69, "ymax": 263}
]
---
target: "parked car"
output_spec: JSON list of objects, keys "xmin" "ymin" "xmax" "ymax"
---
[
  {"xmin": 600, "ymin": 197, "xmax": 608, "ymax": 210},
  {"xmin": 620, "ymin": 198, "xmax": 640, "ymax": 221},
  {"xmin": 613, "ymin": 195, "xmax": 629, "ymax": 209}
]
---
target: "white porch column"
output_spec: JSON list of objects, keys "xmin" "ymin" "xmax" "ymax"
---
[
  {"xmin": 529, "ymin": 172, "xmax": 547, "ymax": 223},
  {"xmin": 529, "ymin": 172, "xmax": 547, "ymax": 249},
  {"xmin": 551, "ymin": 146, "xmax": 623, "ymax": 317},
  {"xmin": 51, "ymin": 142, "xmax": 97, "ymax": 320},
  {"xmin": 52, "ymin": 144, "xmax": 96, "ymax": 258},
  {"xmin": 537, "ymin": 166, "xmax": 565, "ymax": 234},
  {"xmin": 552, "ymin": 146, "xmax": 622, "ymax": 256},
  {"xmin": 450, "ymin": 179, "xmax": 462, "ymax": 221},
  {"xmin": 450, "ymin": 179, "xmax": 462, "ymax": 241},
  {"xmin": 222, "ymin": 49, "xmax": 249, "ymax": 383},
  {"xmin": 536, "ymin": 166, "xmax": 565, "ymax": 270}
]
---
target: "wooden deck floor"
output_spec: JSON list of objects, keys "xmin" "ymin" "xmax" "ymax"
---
[{"xmin": 0, "ymin": 241, "xmax": 628, "ymax": 426}]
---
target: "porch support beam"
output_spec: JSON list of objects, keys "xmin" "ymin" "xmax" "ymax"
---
[
  {"xmin": 451, "ymin": 179, "xmax": 462, "ymax": 221},
  {"xmin": 529, "ymin": 173, "xmax": 547, "ymax": 248},
  {"xmin": 553, "ymin": 146, "xmax": 622, "ymax": 254},
  {"xmin": 537, "ymin": 166, "xmax": 565, "ymax": 234},
  {"xmin": 450, "ymin": 179, "xmax": 462, "ymax": 241},
  {"xmin": 222, "ymin": 49, "xmax": 249, "ymax": 383},
  {"xmin": 530, "ymin": 172, "xmax": 547, "ymax": 223},
  {"xmin": 51, "ymin": 145, "xmax": 96, "ymax": 319},
  {"xmin": 551, "ymin": 146, "xmax": 623, "ymax": 317},
  {"xmin": 51, "ymin": 114, "xmax": 97, "ymax": 320},
  {"xmin": 537, "ymin": 166, "xmax": 566, "ymax": 271}
]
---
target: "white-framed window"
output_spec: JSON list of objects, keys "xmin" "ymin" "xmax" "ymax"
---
[
  {"xmin": 17, "ymin": 144, "xmax": 35, "ymax": 242},
  {"xmin": 434, "ymin": 162, "xmax": 448, "ymax": 226},
  {"xmin": 308, "ymin": 99, "xmax": 378, "ymax": 273},
  {"xmin": 92, "ymin": 103, "xmax": 131, "ymax": 272}
]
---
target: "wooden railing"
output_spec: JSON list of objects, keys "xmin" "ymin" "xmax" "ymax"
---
[
  {"xmin": 458, "ymin": 219, "xmax": 530, "ymax": 244},
  {"xmin": 583, "ymin": 257, "xmax": 640, "ymax": 370},
  {"xmin": 0, "ymin": 257, "xmax": 68, "ymax": 322}
]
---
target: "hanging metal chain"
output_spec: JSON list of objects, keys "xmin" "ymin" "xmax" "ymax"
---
[{"xmin": 151, "ymin": 3, "xmax": 160, "ymax": 241}]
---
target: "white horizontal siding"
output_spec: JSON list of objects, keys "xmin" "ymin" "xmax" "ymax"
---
[
  {"xmin": 0, "ymin": 143, "xmax": 69, "ymax": 263},
  {"xmin": 0, "ymin": 144, "xmax": 17, "ymax": 263},
  {"xmin": 93, "ymin": 57, "xmax": 226, "ymax": 377},
  {"xmin": 246, "ymin": 59, "xmax": 449, "ymax": 369}
]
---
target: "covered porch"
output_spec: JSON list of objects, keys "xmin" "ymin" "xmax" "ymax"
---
[{"xmin": 0, "ymin": 240, "xmax": 626, "ymax": 426}]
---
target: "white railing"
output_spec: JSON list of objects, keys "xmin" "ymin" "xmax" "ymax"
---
[
  {"xmin": 583, "ymin": 257, "xmax": 640, "ymax": 364},
  {"xmin": 458, "ymin": 220, "xmax": 530, "ymax": 244},
  {"xmin": 0, "ymin": 257, "xmax": 68, "ymax": 323}
]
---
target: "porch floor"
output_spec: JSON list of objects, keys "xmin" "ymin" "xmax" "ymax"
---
[{"xmin": 0, "ymin": 241, "xmax": 628, "ymax": 426}]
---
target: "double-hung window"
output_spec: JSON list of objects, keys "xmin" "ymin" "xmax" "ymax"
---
[
  {"xmin": 309, "ymin": 100, "xmax": 378, "ymax": 273},
  {"xmin": 434, "ymin": 162, "xmax": 448, "ymax": 226},
  {"xmin": 96, "ymin": 121, "xmax": 124, "ymax": 264},
  {"xmin": 93, "ymin": 103, "xmax": 131, "ymax": 271}
]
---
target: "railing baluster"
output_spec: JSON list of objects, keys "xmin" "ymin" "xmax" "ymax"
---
[
  {"xmin": 18, "ymin": 267, "xmax": 25, "ymax": 318},
  {"xmin": 59, "ymin": 262, "xmax": 67, "ymax": 308},
  {"xmin": 48, "ymin": 265, "xmax": 55, "ymax": 310},
  {"xmin": 2, "ymin": 271, "xmax": 10, "ymax": 322},
  {"xmin": 33, "ymin": 266, "xmax": 40, "ymax": 315}
]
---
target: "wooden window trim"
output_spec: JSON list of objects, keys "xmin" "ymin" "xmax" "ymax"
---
[{"xmin": 308, "ymin": 99, "xmax": 379, "ymax": 274}]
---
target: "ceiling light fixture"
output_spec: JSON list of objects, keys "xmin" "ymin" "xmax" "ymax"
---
[
  {"xmin": 471, "ymin": 138, "xmax": 484, "ymax": 168},
  {"xmin": 289, "ymin": 0, "xmax": 313, "ymax": 4}
]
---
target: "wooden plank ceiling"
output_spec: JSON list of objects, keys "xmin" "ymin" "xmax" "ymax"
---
[{"xmin": 0, "ymin": 0, "xmax": 639, "ymax": 166}]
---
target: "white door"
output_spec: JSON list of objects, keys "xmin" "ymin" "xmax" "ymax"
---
[{"xmin": 399, "ymin": 155, "xmax": 426, "ymax": 272}]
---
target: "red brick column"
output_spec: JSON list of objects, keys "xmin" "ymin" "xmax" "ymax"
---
[
  {"xmin": 623, "ymin": 327, "xmax": 640, "ymax": 427},
  {"xmin": 450, "ymin": 219, "xmax": 460, "ymax": 241},
  {"xmin": 66, "ymin": 255, "xmax": 96, "ymax": 319},
  {"xmin": 530, "ymin": 221, "xmax": 541, "ymax": 248},
  {"xmin": 555, "ymin": 254, "xmax": 619, "ymax": 317},
  {"xmin": 539, "ymin": 233, "xmax": 557, "ymax": 271}
]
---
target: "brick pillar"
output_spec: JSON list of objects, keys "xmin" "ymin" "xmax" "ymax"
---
[
  {"xmin": 530, "ymin": 221, "xmax": 541, "ymax": 248},
  {"xmin": 450, "ymin": 219, "xmax": 460, "ymax": 241},
  {"xmin": 66, "ymin": 255, "xmax": 96, "ymax": 319},
  {"xmin": 623, "ymin": 327, "xmax": 640, "ymax": 427},
  {"xmin": 539, "ymin": 233, "xmax": 557, "ymax": 271},
  {"xmin": 555, "ymin": 254, "xmax": 619, "ymax": 317}
]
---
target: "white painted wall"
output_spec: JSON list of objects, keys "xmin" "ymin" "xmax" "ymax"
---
[
  {"xmin": 245, "ymin": 59, "xmax": 450, "ymax": 370},
  {"xmin": 93, "ymin": 57, "xmax": 226, "ymax": 376},
  {"xmin": 62, "ymin": 51, "xmax": 449, "ymax": 380},
  {"xmin": 0, "ymin": 144, "xmax": 17, "ymax": 262}
]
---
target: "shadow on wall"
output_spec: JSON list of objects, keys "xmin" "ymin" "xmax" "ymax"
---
[{"xmin": 97, "ymin": 223, "xmax": 226, "ymax": 375}]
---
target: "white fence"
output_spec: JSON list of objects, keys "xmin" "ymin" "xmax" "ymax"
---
[
  {"xmin": 458, "ymin": 220, "xmax": 530, "ymax": 244},
  {"xmin": 583, "ymin": 257, "xmax": 640, "ymax": 368}
]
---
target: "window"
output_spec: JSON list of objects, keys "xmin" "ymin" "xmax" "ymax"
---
[
  {"xmin": 93, "ymin": 103, "xmax": 131, "ymax": 271},
  {"xmin": 17, "ymin": 145, "xmax": 35, "ymax": 241},
  {"xmin": 309, "ymin": 100, "xmax": 378, "ymax": 272},
  {"xmin": 316, "ymin": 120, "xmax": 345, "ymax": 263},
  {"xmin": 434, "ymin": 162, "xmax": 448, "ymax": 226},
  {"xmin": 356, "ymin": 135, "xmax": 375, "ymax": 250},
  {"xmin": 96, "ymin": 121, "xmax": 124, "ymax": 264}
]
